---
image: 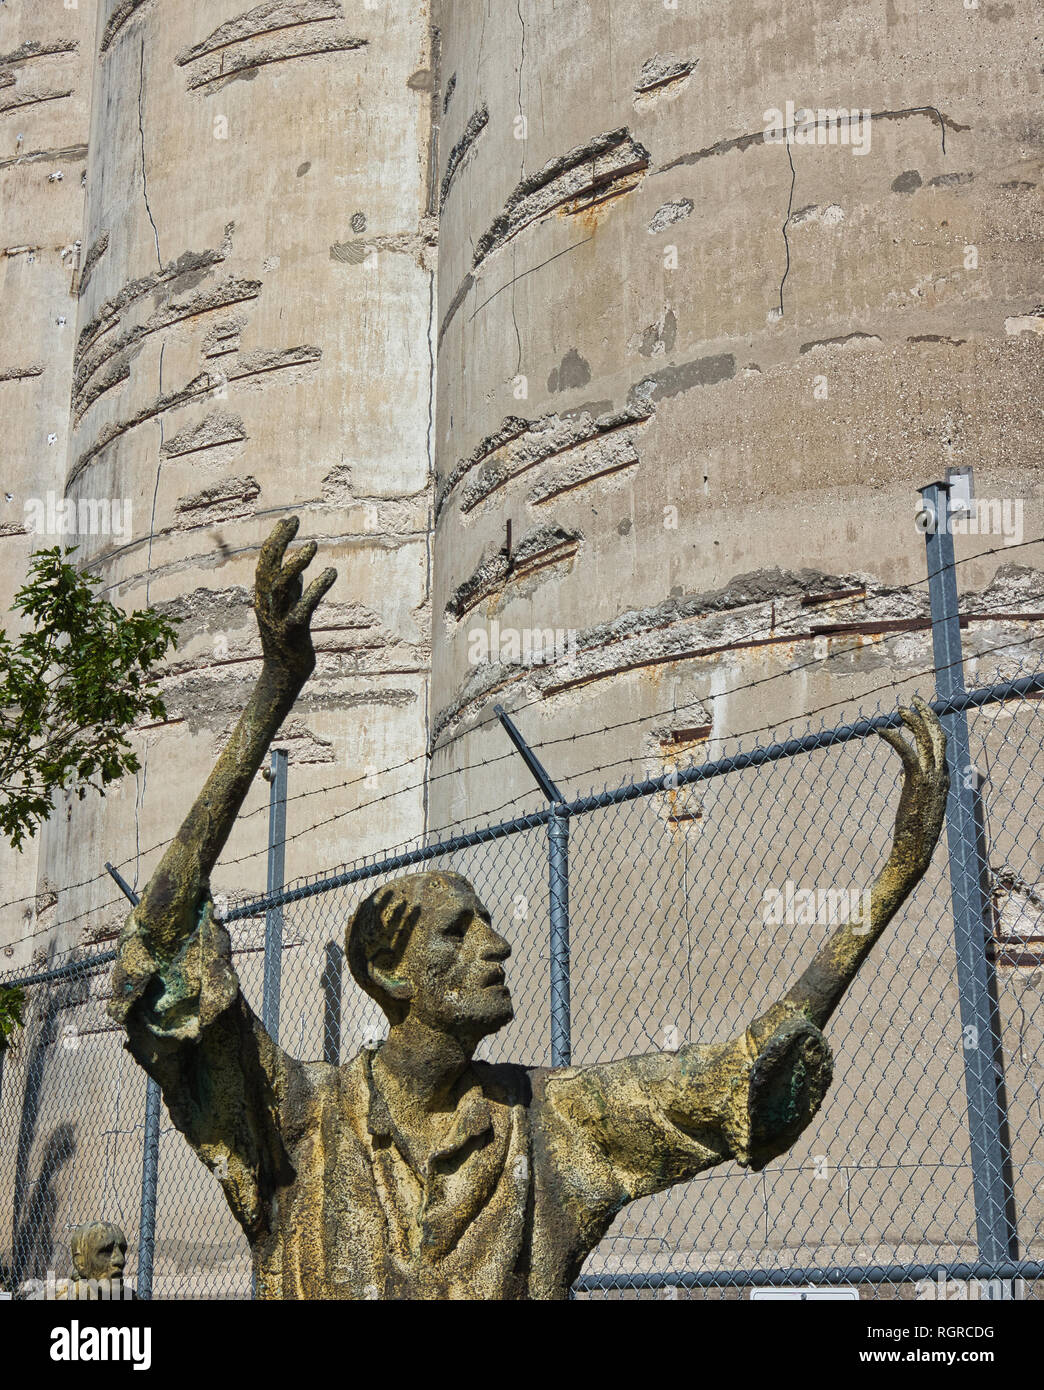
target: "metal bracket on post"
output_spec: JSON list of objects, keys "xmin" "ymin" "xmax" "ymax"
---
[
  {"xmin": 104, "ymin": 861, "xmax": 160, "ymax": 1301},
  {"xmin": 920, "ymin": 482, "xmax": 1018, "ymax": 1269},
  {"xmin": 262, "ymin": 748, "xmax": 288, "ymax": 1046},
  {"xmin": 494, "ymin": 706, "xmax": 571, "ymax": 1067}
]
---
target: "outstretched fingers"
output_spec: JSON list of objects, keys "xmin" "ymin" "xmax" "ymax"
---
[
  {"xmin": 900, "ymin": 698, "xmax": 936, "ymax": 771},
  {"xmin": 915, "ymin": 696, "xmax": 948, "ymax": 771},
  {"xmin": 257, "ymin": 516, "xmax": 300, "ymax": 586},
  {"xmin": 877, "ymin": 722, "xmax": 918, "ymax": 774},
  {"xmin": 878, "ymin": 697, "xmax": 949, "ymax": 792},
  {"xmin": 274, "ymin": 539, "xmax": 318, "ymax": 596},
  {"xmin": 288, "ymin": 567, "xmax": 337, "ymax": 629}
]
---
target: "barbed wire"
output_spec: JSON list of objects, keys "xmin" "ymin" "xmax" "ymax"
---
[{"xmin": 1, "ymin": 535, "xmax": 1040, "ymax": 921}]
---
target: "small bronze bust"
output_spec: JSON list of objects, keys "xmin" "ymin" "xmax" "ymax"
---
[{"xmin": 60, "ymin": 1222, "xmax": 134, "ymax": 1299}]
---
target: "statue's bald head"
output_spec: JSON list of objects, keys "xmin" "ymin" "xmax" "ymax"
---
[
  {"xmin": 347, "ymin": 872, "xmax": 470, "ymax": 1017},
  {"xmin": 346, "ymin": 871, "xmax": 512, "ymax": 1038}
]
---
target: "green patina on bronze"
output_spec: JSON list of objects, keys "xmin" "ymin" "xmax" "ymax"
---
[{"xmin": 108, "ymin": 518, "xmax": 949, "ymax": 1300}]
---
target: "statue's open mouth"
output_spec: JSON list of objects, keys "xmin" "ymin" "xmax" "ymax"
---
[{"xmin": 482, "ymin": 967, "xmax": 507, "ymax": 988}]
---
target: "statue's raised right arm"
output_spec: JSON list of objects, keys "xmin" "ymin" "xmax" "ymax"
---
[
  {"xmin": 540, "ymin": 700, "xmax": 949, "ymax": 1213},
  {"xmin": 108, "ymin": 518, "xmax": 335, "ymax": 1236}
]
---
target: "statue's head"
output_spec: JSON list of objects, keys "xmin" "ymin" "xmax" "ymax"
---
[
  {"xmin": 70, "ymin": 1222, "xmax": 127, "ymax": 1281},
  {"xmin": 347, "ymin": 871, "xmax": 512, "ymax": 1042}
]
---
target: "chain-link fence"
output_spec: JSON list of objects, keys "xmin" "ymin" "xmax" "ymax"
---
[{"xmin": 2, "ymin": 497, "xmax": 1043, "ymax": 1300}]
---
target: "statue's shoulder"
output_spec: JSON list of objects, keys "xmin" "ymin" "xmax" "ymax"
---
[{"xmin": 469, "ymin": 1059, "xmax": 534, "ymax": 1107}]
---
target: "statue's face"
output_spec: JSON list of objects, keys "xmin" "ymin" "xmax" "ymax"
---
[
  {"xmin": 395, "ymin": 880, "xmax": 513, "ymax": 1039},
  {"xmin": 86, "ymin": 1230, "xmax": 126, "ymax": 1281}
]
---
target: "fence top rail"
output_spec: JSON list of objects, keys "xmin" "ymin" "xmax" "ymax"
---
[{"xmin": 222, "ymin": 671, "xmax": 1044, "ymax": 922}]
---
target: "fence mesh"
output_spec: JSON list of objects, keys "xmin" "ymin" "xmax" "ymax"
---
[{"xmin": 2, "ymin": 653, "xmax": 1042, "ymax": 1300}]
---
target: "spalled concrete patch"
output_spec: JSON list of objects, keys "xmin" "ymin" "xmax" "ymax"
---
[
  {"xmin": 173, "ymin": 476, "xmax": 261, "ymax": 527},
  {"xmin": 472, "ymin": 128, "xmax": 650, "ymax": 269},
  {"xmin": 434, "ymin": 566, "xmax": 890, "ymax": 746},
  {"xmin": 213, "ymin": 714, "xmax": 336, "ymax": 765},
  {"xmin": 73, "ymin": 275, "xmax": 262, "ymax": 420},
  {"xmin": 77, "ymin": 231, "xmax": 109, "ymax": 296},
  {"xmin": 162, "ymin": 412, "xmax": 247, "ymax": 459},
  {"xmin": 77, "ymin": 224, "xmax": 235, "ymax": 359},
  {"xmin": 790, "ymin": 203, "xmax": 845, "ymax": 227},
  {"xmin": 68, "ymin": 344, "xmax": 320, "ymax": 488},
  {"xmin": 156, "ymin": 584, "xmax": 253, "ymax": 641},
  {"xmin": 100, "ymin": 0, "xmax": 155, "ymax": 53},
  {"xmin": 648, "ymin": 198, "xmax": 693, "ymax": 234},
  {"xmin": 440, "ymin": 401, "xmax": 652, "ymax": 517},
  {"xmin": 330, "ymin": 218, "xmax": 437, "ymax": 272},
  {"xmin": 440, "ymin": 104, "xmax": 489, "ymax": 209},
  {"xmin": 1005, "ymin": 312, "xmax": 1044, "ymax": 336},
  {"xmin": 445, "ymin": 524, "xmax": 582, "ymax": 621},
  {"xmin": 799, "ymin": 332, "xmax": 882, "ymax": 354},
  {"xmin": 0, "ymin": 39, "xmax": 78, "ymax": 68},
  {"xmin": 0, "ymin": 87, "xmax": 74, "ymax": 116},
  {"xmin": 633, "ymin": 52, "xmax": 698, "ymax": 104},
  {"xmin": 176, "ymin": 0, "xmax": 367, "ymax": 91},
  {"xmin": 0, "ymin": 364, "xmax": 44, "ymax": 382}
]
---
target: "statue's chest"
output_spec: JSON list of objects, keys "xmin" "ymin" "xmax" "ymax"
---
[{"xmin": 276, "ymin": 1063, "xmax": 535, "ymax": 1298}]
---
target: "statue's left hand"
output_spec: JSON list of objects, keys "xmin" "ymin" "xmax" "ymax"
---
[
  {"xmin": 254, "ymin": 516, "xmax": 337, "ymax": 680},
  {"xmin": 878, "ymin": 696, "xmax": 950, "ymax": 881}
]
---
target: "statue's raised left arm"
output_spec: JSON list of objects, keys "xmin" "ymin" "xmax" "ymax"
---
[{"xmin": 108, "ymin": 519, "xmax": 336, "ymax": 1237}]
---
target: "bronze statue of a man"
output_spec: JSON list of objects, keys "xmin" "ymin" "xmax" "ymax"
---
[{"xmin": 109, "ymin": 519, "xmax": 949, "ymax": 1299}]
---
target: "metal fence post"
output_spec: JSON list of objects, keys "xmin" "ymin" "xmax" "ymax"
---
[
  {"xmin": 548, "ymin": 807, "xmax": 571, "ymax": 1067},
  {"xmin": 494, "ymin": 705, "xmax": 571, "ymax": 1067},
  {"xmin": 262, "ymin": 748, "xmax": 288, "ymax": 1045},
  {"xmin": 322, "ymin": 942, "xmax": 342, "ymax": 1066},
  {"xmin": 920, "ymin": 481, "xmax": 1017, "ymax": 1267},
  {"xmin": 104, "ymin": 861, "xmax": 160, "ymax": 1299}
]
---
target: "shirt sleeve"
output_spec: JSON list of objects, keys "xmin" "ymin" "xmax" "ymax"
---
[
  {"xmin": 108, "ymin": 896, "xmax": 294, "ymax": 1240},
  {"xmin": 540, "ymin": 1013, "xmax": 833, "ymax": 1209}
]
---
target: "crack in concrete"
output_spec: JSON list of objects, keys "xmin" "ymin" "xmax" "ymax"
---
[
  {"xmin": 137, "ymin": 40, "xmax": 162, "ymax": 270},
  {"xmin": 657, "ymin": 104, "xmax": 965, "ymax": 177},
  {"xmin": 778, "ymin": 134, "xmax": 796, "ymax": 316}
]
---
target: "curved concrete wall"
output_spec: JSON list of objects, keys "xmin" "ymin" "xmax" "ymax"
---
[
  {"xmin": 3, "ymin": 0, "xmax": 437, "ymax": 957},
  {"xmin": 0, "ymin": 2, "xmax": 97, "ymax": 959},
  {"xmin": 430, "ymin": 0, "xmax": 1043, "ymax": 825}
]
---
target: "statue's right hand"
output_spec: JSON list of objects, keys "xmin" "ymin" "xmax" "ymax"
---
[{"xmin": 254, "ymin": 517, "xmax": 337, "ymax": 678}]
